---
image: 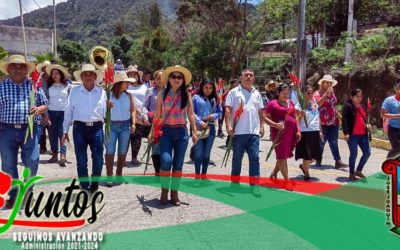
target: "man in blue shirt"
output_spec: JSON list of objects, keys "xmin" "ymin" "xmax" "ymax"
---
[
  {"xmin": 381, "ymin": 81, "xmax": 400, "ymax": 159},
  {"xmin": 0, "ymin": 55, "xmax": 49, "ymax": 209}
]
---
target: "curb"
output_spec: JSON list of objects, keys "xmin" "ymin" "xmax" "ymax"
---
[{"xmin": 338, "ymin": 131, "xmax": 390, "ymax": 151}]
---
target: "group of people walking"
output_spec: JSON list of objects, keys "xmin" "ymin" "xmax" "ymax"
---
[{"xmin": 0, "ymin": 52, "xmax": 384, "ymax": 209}]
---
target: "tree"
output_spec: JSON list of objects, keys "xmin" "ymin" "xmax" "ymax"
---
[
  {"xmin": 259, "ymin": 0, "xmax": 298, "ymax": 39},
  {"xmin": 176, "ymin": 0, "xmax": 268, "ymax": 78},
  {"xmin": 57, "ymin": 40, "xmax": 88, "ymax": 72}
]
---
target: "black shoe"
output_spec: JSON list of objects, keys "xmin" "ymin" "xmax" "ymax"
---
[
  {"xmin": 40, "ymin": 148, "xmax": 47, "ymax": 154},
  {"xmin": 315, "ymin": 160, "xmax": 322, "ymax": 167},
  {"xmin": 90, "ymin": 182, "xmax": 99, "ymax": 193}
]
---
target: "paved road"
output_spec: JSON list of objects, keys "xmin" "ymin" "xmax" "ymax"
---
[{"xmin": 0, "ymin": 126, "xmax": 389, "ymax": 239}]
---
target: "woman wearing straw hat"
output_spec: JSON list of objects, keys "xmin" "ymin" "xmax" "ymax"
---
[
  {"xmin": 154, "ymin": 65, "xmax": 198, "ymax": 206},
  {"xmin": 126, "ymin": 65, "xmax": 150, "ymax": 166},
  {"xmin": 104, "ymin": 71, "xmax": 137, "ymax": 187},
  {"xmin": 0, "ymin": 54, "xmax": 48, "ymax": 209},
  {"xmin": 62, "ymin": 64, "xmax": 107, "ymax": 193},
  {"xmin": 45, "ymin": 64, "xmax": 72, "ymax": 167},
  {"xmin": 314, "ymin": 75, "xmax": 348, "ymax": 169}
]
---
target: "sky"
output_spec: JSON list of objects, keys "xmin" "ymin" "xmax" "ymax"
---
[
  {"xmin": 0, "ymin": 0, "xmax": 67, "ymax": 20},
  {"xmin": 0, "ymin": 0, "xmax": 261, "ymax": 21}
]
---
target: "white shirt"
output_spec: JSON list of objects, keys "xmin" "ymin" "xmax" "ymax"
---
[
  {"xmin": 63, "ymin": 85, "xmax": 107, "ymax": 133},
  {"xmin": 48, "ymin": 84, "xmax": 71, "ymax": 111},
  {"xmin": 127, "ymin": 84, "xmax": 148, "ymax": 121},
  {"xmin": 225, "ymin": 85, "xmax": 264, "ymax": 135}
]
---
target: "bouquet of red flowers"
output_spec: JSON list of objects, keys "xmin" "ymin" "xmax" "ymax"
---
[
  {"xmin": 142, "ymin": 118, "xmax": 163, "ymax": 174},
  {"xmin": 289, "ymin": 71, "xmax": 308, "ymax": 127},
  {"xmin": 221, "ymin": 100, "xmax": 244, "ymax": 168},
  {"xmin": 104, "ymin": 63, "xmax": 114, "ymax": 140}
]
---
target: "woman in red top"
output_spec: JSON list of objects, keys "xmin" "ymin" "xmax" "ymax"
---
[{"xmin": 342, "ymin": 89, "xmax": 371, "ymax": 181}]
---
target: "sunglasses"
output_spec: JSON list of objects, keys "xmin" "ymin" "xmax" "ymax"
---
[
  {"xmin": 306, "ymin": 92, "xmax": 313, "ymax": 95},
  {"xmin": 170, "ymin": 74, "xmax": 183, "ymax": 80}
]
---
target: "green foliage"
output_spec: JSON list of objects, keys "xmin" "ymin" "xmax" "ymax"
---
[
  {"xmin": 57, "ymin": 40, "xmax": 88, "ymax": 72},
  {"xmin": 110, "ymin": 34, "xmax": 134, "ymax": 66},
  {"xmin": 309, "ymin": 47, "xmax": 344, "ymax": 66},
  {"xmin": 354, "ymin": 34, "xmax": 388, "ymax": 57}
]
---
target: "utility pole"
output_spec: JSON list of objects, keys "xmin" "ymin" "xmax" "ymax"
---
[
  {"xmin": 345, "ymin": 0, "xmax": 354, "ymax": 63},
  {"xmin": 296, "ymin": 0, "xmax": 307, "ymax": 85},
  {"xmin": 18, "ymin": 0, "xmax": 28, "ymax": 60},
  {"xmin": 53, "ymin": 0, "xmax": 57, "ymax": 58}
]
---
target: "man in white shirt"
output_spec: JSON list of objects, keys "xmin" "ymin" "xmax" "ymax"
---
[
  {"xmin": 62, "ymin": 64, "xmax": 107, "ymax": 193},
  {"xmin": 225, "ymin": 69, "xmax": 265, "ymax": 197}
]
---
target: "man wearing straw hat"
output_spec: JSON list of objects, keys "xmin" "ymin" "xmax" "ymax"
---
[
  {"xmin": 62, "ymin": 64, "xmax": 107, "ymax": 193},
  {"xmin": 0, "ymin": 54, "xmax": 49, "ymax": 209}
]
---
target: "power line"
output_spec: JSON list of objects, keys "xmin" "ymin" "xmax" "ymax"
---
[{"xmin": 32, "ymin": 0, "xmax": 42, "ymax": 9}]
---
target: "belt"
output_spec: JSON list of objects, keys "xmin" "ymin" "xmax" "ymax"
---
[
  {"xmin": 0, "ymin": 123, "xmax": 28, "ymax": 129},
  {"xmin": 74, "ymin": 121, "xmax": 103, "ymax": 127},
  {"xmin": 111, "ymin": 120, "xmax": 131, "ymax": 123}
]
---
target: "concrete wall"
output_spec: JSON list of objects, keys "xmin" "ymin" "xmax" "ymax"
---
[{"xmin": 0, "ymin": 25, "xmax": 53, "ymax": 60}]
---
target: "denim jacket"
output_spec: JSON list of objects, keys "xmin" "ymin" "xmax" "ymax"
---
[{"xmin": 192, "ymin": 94, "xmax": 222, "ymax": 127}]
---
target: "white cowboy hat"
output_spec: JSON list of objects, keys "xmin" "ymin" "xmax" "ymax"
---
[
  {"xmin": 162, "ymin": 65, "xmax": 192, "ymax": 86},
  {"xmin": 73, "ymin": 64, "xmax": 103, "ymax": 82},
  {"xmin": 265, "ymin": 80, "xmax": 276, "ymax": 88},
  {"xmin": 45, "ymin": 64, "xmax": 70, "ymax": 78},
  {"xmin": 36, "ymin": 60, "xmax": 51, "ymax": 73},
  {"xmin": 113, "ymin": 71, "xmax": 136, "ymax": 85},
  {"xmin": 126, "ymin": 65, "xmax": 143, "ymax": 77},
  {"xmin": 317, "ymin": 74, "xmax": 338, "ymax": 87},
  {"xmin": 0, "ymin": 54, "xmax": 35, "ymax": 75}
]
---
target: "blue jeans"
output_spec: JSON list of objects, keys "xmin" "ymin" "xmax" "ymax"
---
[
  {"xmin": 347, "ymin": 134, "xmax": 371, "ymax": 174},
  {"xmin": 0, "ymin": 123, "xmax": 40, "ymax": 199},
  {"xmin": 320, "ymin": 125, "xmax": 341, "ymax": 161},
  {"xmin": 194, "ymin": 124, "xmax": 216, "ymax": 175},
  {"xmin": 72, "ymin": 122, "xmax": 104, "ymax": 190},
  {"xmin": 159, "ymin": 127, "xmax": 189, "ymax": 172},
  {"xmin": 231, "ymin": 134, "xmax": 260, "ymax": 184},
  {"xmin": 48, "ymin": 111, "xmax": 66, "ymax": 154},
  {"xmin": 105, "ymin": 120, "xmax": 131, "ymax": 155}
]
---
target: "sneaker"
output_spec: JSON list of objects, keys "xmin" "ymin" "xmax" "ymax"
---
[
  {"xmin": 335, "ymin": 160, "xmax": 348, "ymax": 169},
  {"xmin": 131, "ymin": 159, "xmax": 141, "ymax": 166}
]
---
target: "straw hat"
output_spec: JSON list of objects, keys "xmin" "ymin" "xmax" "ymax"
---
[
  {"xmin": 126, "ymin": 65, "xmax": 143, "ymax": 77},
  {"xmin": 45, "ymin": 64, "xmax": 70, "ymax": 78},
  {"xmin": 36, "ymin": 60, "xmax": 51, "ymax": 73},
  {"xmin": 73, "ymin": 64, "xmax": 103, "ymax": 82},
  {"xmin": 162, "ymin": 65, "xmax": 192, "ymax": 86},
  {"xmin": 113, "ymin": 71, "xmax": 136, "ymax": 85},
  {"xmin": 266, "ymin": 80, "xmax": 276, "ymax": 88},
  {"xmin": 317, "ymin": 74, "xmax": 338, "ymax": 87},
  {"xmin": 0, "ymin": 54, "xmax": 35, "ymax": 75}
]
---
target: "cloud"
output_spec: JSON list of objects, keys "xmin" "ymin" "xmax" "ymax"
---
[{"xmin": 0, "ymin": 0, "xmax": 67, "ymax": 20}]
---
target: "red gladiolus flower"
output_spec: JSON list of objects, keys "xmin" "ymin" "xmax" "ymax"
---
[
  {"xmin": 288, "ymin": 72, "xmax": 300, "ymax": 84},
  {"xmin": 0, "ymin": 172, "xmax": 12, "ymax": 208},
  {"xmin": 153, "ymin": 118, "xmax": 164, "ymax": 144},
  {"xmin": 32, "ymin": 69, "xmax": 39, "ymax": 84},
  {"xmin": 104, "ymin": 63, "xmax": 114, "ymax": 85},
  {"xmin": 367, "ymin": 98, "xmax": 372, "ymax": 112},
  {"xmin": 234, "ymin": 101, "xmax": 244, "ymax": 121}
]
